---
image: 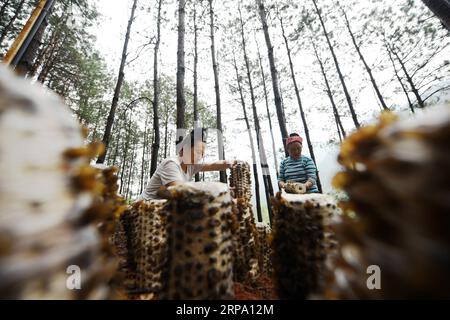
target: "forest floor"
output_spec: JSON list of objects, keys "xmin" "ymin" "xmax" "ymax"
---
[
  {"xmin": 234, "ymin": 274, "xmax": 278, "ymax": 300},
  {"xmin": 127, "ymin": 274, "xmax": 278, "ymax": 300}
]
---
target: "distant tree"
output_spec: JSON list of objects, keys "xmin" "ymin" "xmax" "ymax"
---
[
  {"xmin": 238, "ymin": 5, "xmax": 274, "ymax": 221},
  {"xmin": 256, "ymin": 0, "xmax": 289, "ymax": 152},
  {"xmin": 376, "ymin": 0, "xmax": 450, "ymax": 109},
  {"xmin": 208, "ymin": 0, "xmax": 227, "ymax": 183},
  {"xmin": 311, "ymin": 0, "xmax": 361, "ymax": 128},
  {"xmin": 231, "ymin": 50, "xmax": 263, "ymax": 222},
  {"xmin": 255, "ymin": 36, "xmax": 279, "ymax": 177},
  {"xmin": 176, "ymin": 0, "xmax": 186, "ymax": 142},
  {"xmin": 338, "ymin": 1, "xmax": 389, "ymax": 111},
  {"xmin": 277, "ymin": 6, "xmax": 323, "ymax": 193},
  {"xmin": 97, "ymin": 0, "xmax": 138, "ymax": 164},
  {"xmin": 150, "ymin": 0, "xmax": 163, "ymax": 176}
]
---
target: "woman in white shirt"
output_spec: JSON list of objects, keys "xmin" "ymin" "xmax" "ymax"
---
[{"xmin": 140, "ymin": 128, "xmax": 237, "ymax": 200}]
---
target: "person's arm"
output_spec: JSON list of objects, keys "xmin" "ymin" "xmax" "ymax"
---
[
  {"xmin": 278, "ymin": 160, "xmax": 286, "ymax": 189},
  {"xmin": 199, "ymin": 160, "xmax": 236, "ymax": 172},
  {"xmin": 304, "ymin": 157, "xmax": 317, "ymax": 190}
]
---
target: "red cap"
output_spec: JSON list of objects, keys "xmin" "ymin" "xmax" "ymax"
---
[{"xmin": 286, "ymin": 136, "xmax": 303, "ymax": 146}]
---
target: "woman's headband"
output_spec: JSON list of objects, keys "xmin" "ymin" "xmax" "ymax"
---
[{"xmin": 286, "ymin": 136, "xmax": 303, "ymax": 146}]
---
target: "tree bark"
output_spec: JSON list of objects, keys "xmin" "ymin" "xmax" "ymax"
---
[
  {"xmin": 150, "ymin": 0, "xmax": 162, "ymax": 176},
  {"xmin": 341, "ymin": 6, "xmax": 389, "ymax": 111},
  {"xmin": 312, "ymin": 0, "xmax": 360, "ymax": 128},
  {"xmin": 256, "ymin": 0, "xmax": 288, "ymax": 152},
  {"xmin": 232, "ymin": 52, "xmax": 263, "ymax": 223},
  {"xmin": 97, "ymin": 0, "xmax": 138, "ymax": 164},
  {"xmin": 239, "ymin": 6, "xmax": 273, "ymax": 222},
  {"xmin": 279, "ymin": 12, "xmax": 322, "ymax": 193},
  {"xmin": 176, "ymin": 0, "xmax": 186, "ymax": 142},
  {"xmin": 209, "ymin": 0, "xmax": 226, "ymax": 183}
]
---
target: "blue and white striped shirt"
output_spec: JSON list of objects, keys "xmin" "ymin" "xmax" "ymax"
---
[{"xmin": 278, "ymin": 155, "xmax": 319, "ymax": 193}]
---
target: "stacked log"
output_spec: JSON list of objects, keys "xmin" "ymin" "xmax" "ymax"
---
[
  {"xmin": 0, "ymin": 66, "xmax": 124, "ymax": 299},
  {"xmin": 229, "ymin": 162, "xmax": 259, "ymax": 283},
  {"xmin": 331, "ymin": 105, "xmax": 450, "ymax": 299},
  {"xmin": 255, "ymin": 222, "xmax": 272, "ymax": 276},
  {"xmin": 159, "ymin": 182, "xmax": 235, "ymax": 299},
  {"xmin": 113, "ymin": 199, "xmax": 167, "ymax": 297},
  {"xmin": 271, "ymin": 192, "xmax": 339, "ymax": 299}
]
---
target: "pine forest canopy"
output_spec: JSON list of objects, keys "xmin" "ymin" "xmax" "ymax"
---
[{"xmin": 1, "ymin": 0, "xmax": 449, "ymax": 215}]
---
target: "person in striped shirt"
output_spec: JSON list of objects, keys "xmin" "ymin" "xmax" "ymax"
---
[{"xmin": 278, "ymin": 133, "xmax": 320, "ymax": 193}]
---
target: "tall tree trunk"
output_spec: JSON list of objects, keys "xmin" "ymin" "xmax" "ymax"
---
[
  {"xmin": 193, "ymin": 1, "xmax": 199, "ymax": 126},
  {"xmin": 112, "ymin": 134, "xmax": 121, "ymax": 167},
  {"xmin": 164, "ymin": 111, "xmax": 169, "ymax": 158},
  {"xmin": 312, "ymin": 0, "xmax": 360, "ymax": 128},
  {"xmin": 385, "ymin": 42, "xmax": 415, "ymax": 113},
  {"xmin": 120, "ymin": 135, "xmax": 130, "ymax": 195},
  {"xmin": 145, "ymin": 131, "xmax": 154, "ymax": 184},
  {"xmin": 150, "ymin": 0, "xmax": 162, "ymax": 176},
  {"xmin": 0, "ymin": 0, "xmax": 26, "ymax": 45},
  {"xmin": 176, "ymin": 0, "xmax": 186, "ymax": 143},
  {"xmin": 126, "ymin": 142, "xmax": 136, "ymax": 200},
  {"xmin": 16, "ymin": 0, "xmax": 57, "ymax": 76},
  {"xmin": 279, "ymin": 12, "xmax": 322, "ymax": 193},
  {"xmin": 193, "ymin": 1, "xmax": 200, "ymax": 182},
  {"xmin": 422, "ymin": 0, "xmax": 450, "ymax": 30},
  {"xmin": 389, "ymin": 43, "xmax": 425, "ymax": 108},
  {"xmin": 340, "ymin": 6, "xmax": 389, "ymax": 111},
  {"xmin": 239, "ymin": 6, "xmax": 273, "ymax": 223},
  {"xmin": 140, "ymin": 116, "xmax": 148, "ymax": 195},
  {"xmin": 311, "ymin": 40, "xmax": 347, "ymax": 140},
  {"xmin": 255, "ymin": 36, "xmax": 279, "ymax": 177},
  {"xmin": 97, "ymin": 0, "xmax": 138, "ymax": 164},
  {"xmin": 232, "ymin": 52, "xmax": 263, "ymax": 223},
  {"xmin": 89, "ymin": 102, "xmax": 102, "ymax": 141},
  {"xmin": 256, "ymin": 0, "xmax": 288, "ymax": 152},
  {"xmin": 209, "ymin": 0, "xmax": 226, "ymax": 183}
]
